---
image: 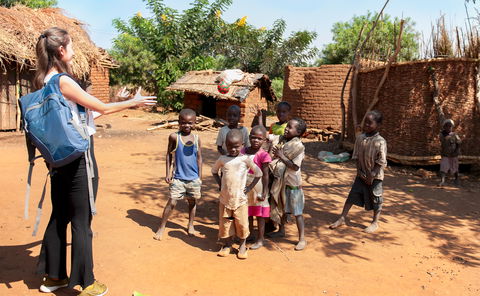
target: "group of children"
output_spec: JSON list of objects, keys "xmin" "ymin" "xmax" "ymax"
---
[
  {"xmin": 152, "ymin": 99, "xmax": 462, "ymax": 259},
  {"xmin": 153, "ymin": 102, "xmax": 308, "ymax": 259}
]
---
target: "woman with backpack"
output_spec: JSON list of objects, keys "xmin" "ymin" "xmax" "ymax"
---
[{"xmin": 33, "ymin": 27, "xmax": 155, "ymax": 296}]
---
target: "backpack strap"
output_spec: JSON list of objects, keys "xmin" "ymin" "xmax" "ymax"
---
[
  {"xmin": 85, "ymin": 148, "xmax": 96, "ymax": 215},
  {"xmin": 24, "ymin": 136, "xmax": 43, "ymax": 220},
  {"xmin": 32, "ymin": 169, "xmax": 50, "ymax": 236}
]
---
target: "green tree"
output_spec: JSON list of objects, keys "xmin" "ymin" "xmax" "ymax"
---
[
  {"xmin": 219, "ymin": 19, "xmax": 317, "ymax": 78},
  {"xmin": 318, "ymin": 12, "xmax": 419, "ymax": 64},
  {"xmin": 110, "ymin": 0, "xmax": 232, "ymax": 110},
  {"xmin": 0, "ymin": 0, "xmax": 57, "ymax": 8},
  {"xmin": 109, "ymin": 0, "xmax": 317, "ymax": 110}
]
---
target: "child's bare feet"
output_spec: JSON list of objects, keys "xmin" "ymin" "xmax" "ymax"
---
[
  {"xmin": 329, "ymin": 217, "xmax": 346, "ymax": 229},
  {"xmin": 217, "ymin": 245, "xmax": 231, "ymax": 257},
  {"xmin": 187, "ymin": 225, "xmax": 196, "ymax": 236},
  {"xmin": 237, "ymin": 243, "xmax": 248, "ymax": 259},
  {"xmin": 294, "ymin": 239, "xmax": 307, "ymax": 251},
  {"xmin": 364, "ymin": 222, "xmax": 379, "ymax": 233},
  {"xmin": 153, "ymin": 228, "xmax": 164, "ymax": 240},
  {"xmin": 250, "ymin": 240, "xmax": 264, "ymax": 250}
]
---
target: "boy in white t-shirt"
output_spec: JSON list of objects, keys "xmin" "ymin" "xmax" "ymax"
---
[{"xmin": 216, "ymin": 105, "xmax": 249, "ymax": 155}]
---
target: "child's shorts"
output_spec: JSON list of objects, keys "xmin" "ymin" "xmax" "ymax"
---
[
  {"xmin": 247, "ymin": 174, "xmax": 270, "ymax": 218},
  {"xmin": 440, "ymin": 156, "xmax": 459, "ymax": 174},
  {"xmin": 284, "ymin": 185, "xmax": 304, "ymax": 216},
  {"xmin": 218, "ymin": 203, "xmax": 249, "ymax": 239},
  {"xmin": 346, "ymin": 177, "xmax": 383, "ymax": 211},
  {"xmin": 169, "ymin": 178, "xmax": 202, "ymax": 200}
]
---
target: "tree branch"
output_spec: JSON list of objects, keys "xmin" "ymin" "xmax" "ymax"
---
[
  {"xmin": 360, "ymin": 19, "xmax": 405, "ymax": 129},
  {"xmin": 350, "ymin": 0, "xmax": 390, "ymax": 136}
]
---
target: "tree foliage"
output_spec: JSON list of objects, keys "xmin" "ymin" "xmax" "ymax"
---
[
  {"xmin": 109, "ymin": 0, "xmax": 317, "ymax": 110},
  {"xmin": 318, "ymin": 12, "xmax": 419, "ymax": 65},
  {"xmin": 0, "ymin": 0, "xmax": 57, "ymax": 8}
]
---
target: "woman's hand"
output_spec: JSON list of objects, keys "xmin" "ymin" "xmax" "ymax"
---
[
  {"xmin": 131, "ymin": 87, "xmax": 157, "ymax": 106},
  {"xmin": 116, "ymin": 87, "xmax": 130, "ymax": 100}
]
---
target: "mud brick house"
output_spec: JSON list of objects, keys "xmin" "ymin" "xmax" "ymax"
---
[
  {"xmin": 283, "ymin": 64, "xmax": 352, "ymax": 131},
  {"xmin": 283, "ymin": 59, "xmax": 479, "ymax": 164},
  {"xmin": 167, "ymin": 70, "xmax": 276, "ymax": 126},
  {"xmin": 0, "ymin": 6, "xmax": 116, "ymax": 131},
  {"xmin": 347, "ymin": 58, "xmax": 480, "ymax": 164}
]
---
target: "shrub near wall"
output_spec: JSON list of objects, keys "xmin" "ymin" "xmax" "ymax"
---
[{"xmin": 347, "ymin": 59, "xmax": 480, "ymax": 160}]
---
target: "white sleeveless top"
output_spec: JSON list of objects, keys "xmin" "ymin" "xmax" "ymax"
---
[{"xmin": 44, "ymin": 72, "xmax": 96, "ymax": 136}]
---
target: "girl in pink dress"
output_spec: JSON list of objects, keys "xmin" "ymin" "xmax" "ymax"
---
[{"xmin": 242, "ymin": 125, "xmax": 272, "ymax": 250}]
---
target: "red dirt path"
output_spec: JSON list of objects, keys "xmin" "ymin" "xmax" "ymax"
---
[{"xmin": 1, "ymin": 109, "xmax": 479, "ymax": 296}]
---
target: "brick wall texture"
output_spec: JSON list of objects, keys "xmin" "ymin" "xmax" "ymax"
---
[
  {"xmin": 283, "ymin": 64, "xmax": 351, "ymax": 131},
  {"xmin": 347, "ymin": 59, "xmax": 480, "ymax": 157},
  {"xmin": 89, "ymin": 65, "xmax": 110, "ymax": 103}
]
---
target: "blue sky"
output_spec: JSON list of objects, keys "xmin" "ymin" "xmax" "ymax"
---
[{"xmin": 57, "ymin": 0, "xmax": 472, "ymax": 52}]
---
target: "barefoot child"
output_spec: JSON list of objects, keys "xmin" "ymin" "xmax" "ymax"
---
[
  {"xmin": 154, "ymin": 109, "xmax": 202, "ymax": 240},
  {"xmin": 242, "ymin": 126, "xmax": 272, "ymax": 250},
  {"xmin": 330, "ymin": 110, "xmax": 387, "ymax": 233},
  {"xmin": 270, "ymin": 118, "xmax": 308, "ymax": 251},
  {"xmin": 216, "ymin": 105, "xmax": 249, "ymax": 155},
  {"xmin": 254, "ymin": 101, "xmax": 291, "ymax": 234},
  {"xmin": 212, "ymin": 130, "xmax": 262, "ymax": 259},
  {"xmin": 439, "ymin": 119, "xmax": 461, "ymax": 186}
]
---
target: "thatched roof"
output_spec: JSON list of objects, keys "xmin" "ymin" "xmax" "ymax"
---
[
  {"xmin": 167, "ymin": 70, "xmax": 277, "ymax": 102},
  {"xmin": 0, "ymin": 5, "xmax": 116, "ymax": 78}
]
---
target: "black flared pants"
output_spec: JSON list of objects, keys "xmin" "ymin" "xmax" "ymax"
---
[{"xmin": 37, "ymin": 138, "xmax": 98, "ymax": 289}]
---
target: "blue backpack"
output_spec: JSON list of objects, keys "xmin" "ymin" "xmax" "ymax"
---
[
  {"xmin": 20, "ymin": 73, "xmax": 90, "ymax": 167},
  {"xmin": 19, "ymin": 73, "xmax": 96, "ymax": 235}
]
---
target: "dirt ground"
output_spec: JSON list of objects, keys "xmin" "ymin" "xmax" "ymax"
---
[{"xmin": 1, "ymin": 109, "xmax": 479, "ymax": 296}]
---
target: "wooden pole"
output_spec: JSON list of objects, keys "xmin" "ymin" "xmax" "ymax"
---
[
  {"xmin": 476, "ymin": 63, "xmax": 480, "ymax": 116},
  {"xmin": 350, "ymin": 0, "xmax": 390, "ymax": 136},
  {"xmin": 16, "ymin": 64, "xmax": 20, "ymax": 131},
  {"xmin": 351, "ymin": 57, "xmax": 361, "ymax": 136},
  {"xmin": 339, "ymin": 65, "xmax": 352, "ymax": 143},
  {"xmin": 360, "ymin": 19, "xmax": 405, "ymax": 129},
  {"xmin": 340, "ymin": 23, "xmax": 366, "ymax": 144},
  {"xmin": 428, "ymin": 67, "xmax": 445, "ymax": 127}
]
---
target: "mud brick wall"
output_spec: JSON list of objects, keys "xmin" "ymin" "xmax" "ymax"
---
[
  {"xmin": 347, "ymin": 59, "xmax": 480, "ymax": 157},
  {"xmin": 241, "ymin": 88, "xmax": 268, "ymax": 127},
  {"xmin": 89, "ymin": 65, "xmax": 110, "ymax": 102},
  {"xmin": 184, "ymin": 88, "xmax": 268, "ymax": 127},
  {"xmin": 184, "ymin": 92, "xmax": 202, "ymax": 114},
  {"xmin": 283, "ymin": 65, "xmax": 351, "ymax": 131}
]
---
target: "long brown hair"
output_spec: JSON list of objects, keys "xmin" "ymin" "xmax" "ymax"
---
[{"xmin": 33, "ymin": 27, "xmax": 72, "ymax": 90}]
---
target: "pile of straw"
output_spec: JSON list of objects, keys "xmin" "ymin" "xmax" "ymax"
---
[{"xmin": 0, "ymin": 5, "xmax": 114, "ymax": 78}]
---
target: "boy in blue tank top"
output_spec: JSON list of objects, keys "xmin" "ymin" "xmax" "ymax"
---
[{"xmin": 154, "ymin": 109, "xmax": 203, "ymax": 241}]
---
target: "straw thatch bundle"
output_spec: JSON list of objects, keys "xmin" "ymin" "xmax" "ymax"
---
[
  {"xmin": 167, "ymin": 70, "xmax": 276, "ymax": 102},
  {"xmin": 0, "ymin": 5, "xmax": 115, "ymax": 78}
]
